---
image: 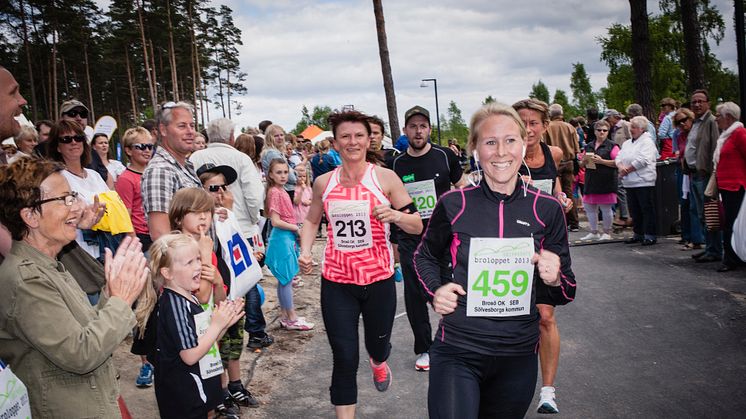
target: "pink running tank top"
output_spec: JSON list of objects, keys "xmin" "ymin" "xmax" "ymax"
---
[{"xmin": 321, "ymin": 163, "xmax": 394, "ymax": 285}]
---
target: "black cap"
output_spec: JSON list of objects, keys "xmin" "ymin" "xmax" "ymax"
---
[
  {"xmin": 196, "ymin": 163, "xmax": 237, "ymax": 185},
  {"xmin": 404, "ymin": 105, "xmax": 430, "ymax": 125}
]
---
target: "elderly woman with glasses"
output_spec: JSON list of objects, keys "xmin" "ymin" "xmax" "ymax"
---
[
  {"xmin": 616, "ymin": 116, "xmax": 660, "ymax": 246},
  {"xmin": 579, "ymin": 119, "xmax": 620, "ymax": 240},
  {"xmin": 0, "ymin": 157, "xmax": 149, "ymax": 418}
]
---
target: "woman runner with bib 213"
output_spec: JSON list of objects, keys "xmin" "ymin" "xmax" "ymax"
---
[
  {"xmin": 299, "ymin": 110, "xmax": 422, "ymax": 419},
  {"xmin": 413, "ymin": 102, "xmax": 576, "ymax": 419}
]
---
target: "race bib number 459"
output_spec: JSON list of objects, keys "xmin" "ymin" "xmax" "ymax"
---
[
  {"xmin": 328, "ymin": 200, "xmax": 373, "ymax": 251},
  {"xmin": 466, "ymin": 237, "xmax": 534, "ymax": 317}
]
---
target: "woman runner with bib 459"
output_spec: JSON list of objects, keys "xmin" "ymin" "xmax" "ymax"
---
[
  {"xmin": 413, "ymin": 102, "xmax": 576, "ymax": 419},
  {"xmin": 299, "ymin": 110, "xmax": 422, "ymax": 419}
]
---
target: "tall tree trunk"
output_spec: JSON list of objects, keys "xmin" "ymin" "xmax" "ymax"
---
[
  {"xmin": 84, "ymin": 43, "xmax": 95, "ymax": 121},
  {"xmin": 226, "ymin": 65, "xmax": 232, "ymax": 119},
  {"xmin": 137, "ymin": 0, "xmax": 157, "ymax": 110},
  {"xmin": 19, "ymin": 0, "xmax": 38, "ymax": 120},
  {"xmin": 372, "ymin": 0, "xmax": 400, "ymax": 140},
  {"xmin": 188, "ymin": 0, "xmax": 201, "ymax": 125},
  {"xmin": 629, "ymin": 0, "xmax": 654, "ymax": 120},
  {"xmin": 166, "ymin": 0, "xmax": 179, "ymax": 101},
  {"xmin": 150, "ymin": 40, "xmax": 158, "ymax": 102},
  {"xmin": 125, "ymin": 49, "xmax": 138, "ymax": 124},
  {"xmin": 203, "ymin": 77, "xmax": 210, "ymax": 121},
  {"xmin": 52, "ymin": 32, "xmax": 59, "ymax": 116},
  {"xmin": 680, "ymin": 0, "xmax": 706, "ymax": 92}
]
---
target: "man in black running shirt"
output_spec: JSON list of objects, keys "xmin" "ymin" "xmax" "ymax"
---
[{"xmin": 391, "ymin": 105, "xmax": 466, "ymax": 372}]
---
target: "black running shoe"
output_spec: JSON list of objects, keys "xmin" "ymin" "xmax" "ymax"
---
[
  {"xmin": 230, "ymin": 385, "xmax": 260, "ymax": 408},
  {"xmin": 215, "ymin": 398, "xmax": 240, "ymax": 419},
  {"xmin": 247, "ymin": 333, "xmax": 274, "ymax": 349}
]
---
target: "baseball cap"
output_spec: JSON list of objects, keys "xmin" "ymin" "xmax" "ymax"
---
[
  {"xmin": 404, "ymin": 105, "xmax": 430, "ymax": 125},
  {"xmin": 196, "ymin": 163, "xmax": 237, "ymax": 185},
  {"xmin": 60, "ymin": 99, "xmax": 89, "ymax": 116}
]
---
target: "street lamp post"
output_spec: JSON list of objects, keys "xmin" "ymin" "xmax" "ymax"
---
[{"xmin": 420, "ymin": 78, "xmax": 441, "ymax": 145}]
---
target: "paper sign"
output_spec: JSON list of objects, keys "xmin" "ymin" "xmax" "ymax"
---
[
  {"xmin": 94, "ymin": 116, "xmax": 118, "ymax": 139},
  {"xmin": 328, "ymin": 200, "xmax": 372, "ymax": 251}
]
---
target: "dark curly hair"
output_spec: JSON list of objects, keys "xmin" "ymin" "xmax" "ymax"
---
[
  {"xmin": 0, "ymin": 157, "xmax": 65, "ymax": 240},
  {"xmin": 327, "ymin": 110, "xmax": 371, "ymax": 138},
  {"xmin": 47, "ymin": 119, "xmax": 91, "ymax": 167}
]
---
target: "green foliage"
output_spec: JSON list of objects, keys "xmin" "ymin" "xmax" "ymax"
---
[
  {"xmin": 569, "ymin": 63, "xmax": 598, "ymax": 113},
  {"xmin": 552, "ymin": 89, "xmax": 579, "ymax": 118},
  {"xmin": 0, "ymin": 0, "xmax": 245, "ymax": 128},
  {"xmin": 439, "ymin": 100, "xmax": 468, "ymax": 146},
  {"xmin": 292, "ymin": 105, "xmax": 334, "ymax": 134},
  {"xmin": 529, "ymin": 80, "xmax": 550, "ymax": 104},
  {"xmin": 597, "ymin": 1, "xmax": 737, "ymax": 110}
]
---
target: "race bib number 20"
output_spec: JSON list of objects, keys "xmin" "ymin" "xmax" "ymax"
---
[{"xmin": 466, "ymin": 237, "xmax": 534, "ymax": 317}]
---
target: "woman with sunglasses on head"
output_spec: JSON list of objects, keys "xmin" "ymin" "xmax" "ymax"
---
[
  {"xmin": 47, "ymin": 119, "xmax": 110, "ymax": 260},
  {"xmin": 578, "ymin": 119, "xmax": 619, "ymax": 241}
]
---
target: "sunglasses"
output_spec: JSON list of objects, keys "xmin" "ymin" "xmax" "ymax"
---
[
  {"xmin": 595, "ymin": 129, "xmax": 609, "ymax": 132},
  {"xmin": 131, "ymin": 143, "xmax": 154, "ymax": 151},
  {"xmin": 208, "ymin": 184, "xmax": 227, "ymax": 192},
  {"xmin": 63, "ymin": 109, "xmax": 88, "ymax": 119},
  {"xmin": 161, "ymin": 101, "xmax": 177, "ymax": 110},
  {"xmin": 58, "ymin": 135, "xmax": 86, "ymax": 144},
  {"xmin": 674, "ymin": 118, "xmax": 688, "ymax": 125}
]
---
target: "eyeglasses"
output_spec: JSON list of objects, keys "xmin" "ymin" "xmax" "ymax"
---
[
  {"xmin": 58, "ymin": 135, "xmax": 86, "ymax": 144},
  {"xmin": 691, "ymin": 100, "xmax": 708, "ymax": 105},
  {"xmin": 208, "ymin": 184, "xmax": 227, "ymax": 192},
  {"xmin": 63, "ymin": 109, "xmax": 88, "ymax": 119},
  {"xmin": 161, "ymin": 101, "xmax": 177, "ymax": 110},
  {"xmin": 130, "ymin": 143, "xmax": 154, "ymax": 151},
  {"xmin": 595, "ymin": 129, "xmax": 609, "ymax": 132},
  {"xmin": 33, "ymin": 191, "xmax": 79, "ymax": 207}
]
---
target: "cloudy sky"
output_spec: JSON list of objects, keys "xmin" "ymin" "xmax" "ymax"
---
[{"xmin": 206, "ymin": 0, "xmax": 738, "ymax": 133}]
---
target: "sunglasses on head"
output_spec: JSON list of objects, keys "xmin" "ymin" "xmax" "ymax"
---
[
  {"xmin": 63, "ymin": 109, "xmax": 88, "ymax": 119},
  {"xmin": 208, "ymin": 184, "xmax": 227, "ymax": 192},
  {"xmin": 131, "ymin": 143, "xmax": 154, "ymax": 151},
  {"xmin": 58, "ymin": 135, "xmax": 86, "ymax": 144}
]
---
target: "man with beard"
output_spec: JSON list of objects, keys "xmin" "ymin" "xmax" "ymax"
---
[{"xmin": 391, "ymin": 105, "xmax": 466, "ymax": 371}]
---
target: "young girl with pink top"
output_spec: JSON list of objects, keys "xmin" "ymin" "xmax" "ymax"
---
[{"xmin": 264, "ymin": 158, "xmax": 314, "ymax": 331}]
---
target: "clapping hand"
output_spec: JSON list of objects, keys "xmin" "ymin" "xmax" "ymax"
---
[
  {"xmin": 105, "ymin": 236, "xmax": 149, "ymax": 305},
  {"xmin": 211, "ymin": 299, "xmax": 245, "ymax": 329}
]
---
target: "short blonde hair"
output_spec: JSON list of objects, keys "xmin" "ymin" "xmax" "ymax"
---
[
  {"xmin": 467, "ymin": 102, "xmax": 527, "ymax": 155},
  {"xmin": 122, "ymin": 126, "xmax": 152, "ymax": 148}
]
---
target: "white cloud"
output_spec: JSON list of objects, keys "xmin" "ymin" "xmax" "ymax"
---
[{"xmin": 213, "ymin": 0, "xmax": 738, "ymax": 136}]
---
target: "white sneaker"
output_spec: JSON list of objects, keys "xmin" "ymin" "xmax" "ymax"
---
[
  {"xmin": 599, "ymin": 233, "xmax": 612, "ymax": 240},
  {"xmin": 580, "ymin": 232, "xmax": 600, "ymax": 241},
  {"xmin": 414, "ymin": 353, "xmax": 430, "ymax": 371},
  {"xmin": 537, "ymin": 386, "xmax": 559, "ymax": 414}
]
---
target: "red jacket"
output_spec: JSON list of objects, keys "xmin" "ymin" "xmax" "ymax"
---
[{"xmin": 716, "ymin": 126, "xmax": 746, "ymax": 192}]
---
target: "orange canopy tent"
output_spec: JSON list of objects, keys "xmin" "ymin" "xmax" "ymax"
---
[{"xmin": 300, "ymin": 124, "xmax": 323, "ymax": 140}]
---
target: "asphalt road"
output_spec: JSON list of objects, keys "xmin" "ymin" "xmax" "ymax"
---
[{"xmin": 262, "ymin": 236, "xmax": 746, "ymax": 418}]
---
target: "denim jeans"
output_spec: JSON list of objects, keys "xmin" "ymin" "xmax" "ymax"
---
[{"xmin": 690, "ymin": 173, "xmax": 723, "ymax": 257}]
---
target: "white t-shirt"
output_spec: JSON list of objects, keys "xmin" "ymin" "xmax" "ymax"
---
[
  {"xmin": 62, "ymin": 168, "xmax": 110, "ymax": 259},
  {"xmin": 105, "ymin": 160, "xmax": 126, "ymax": 183}
]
